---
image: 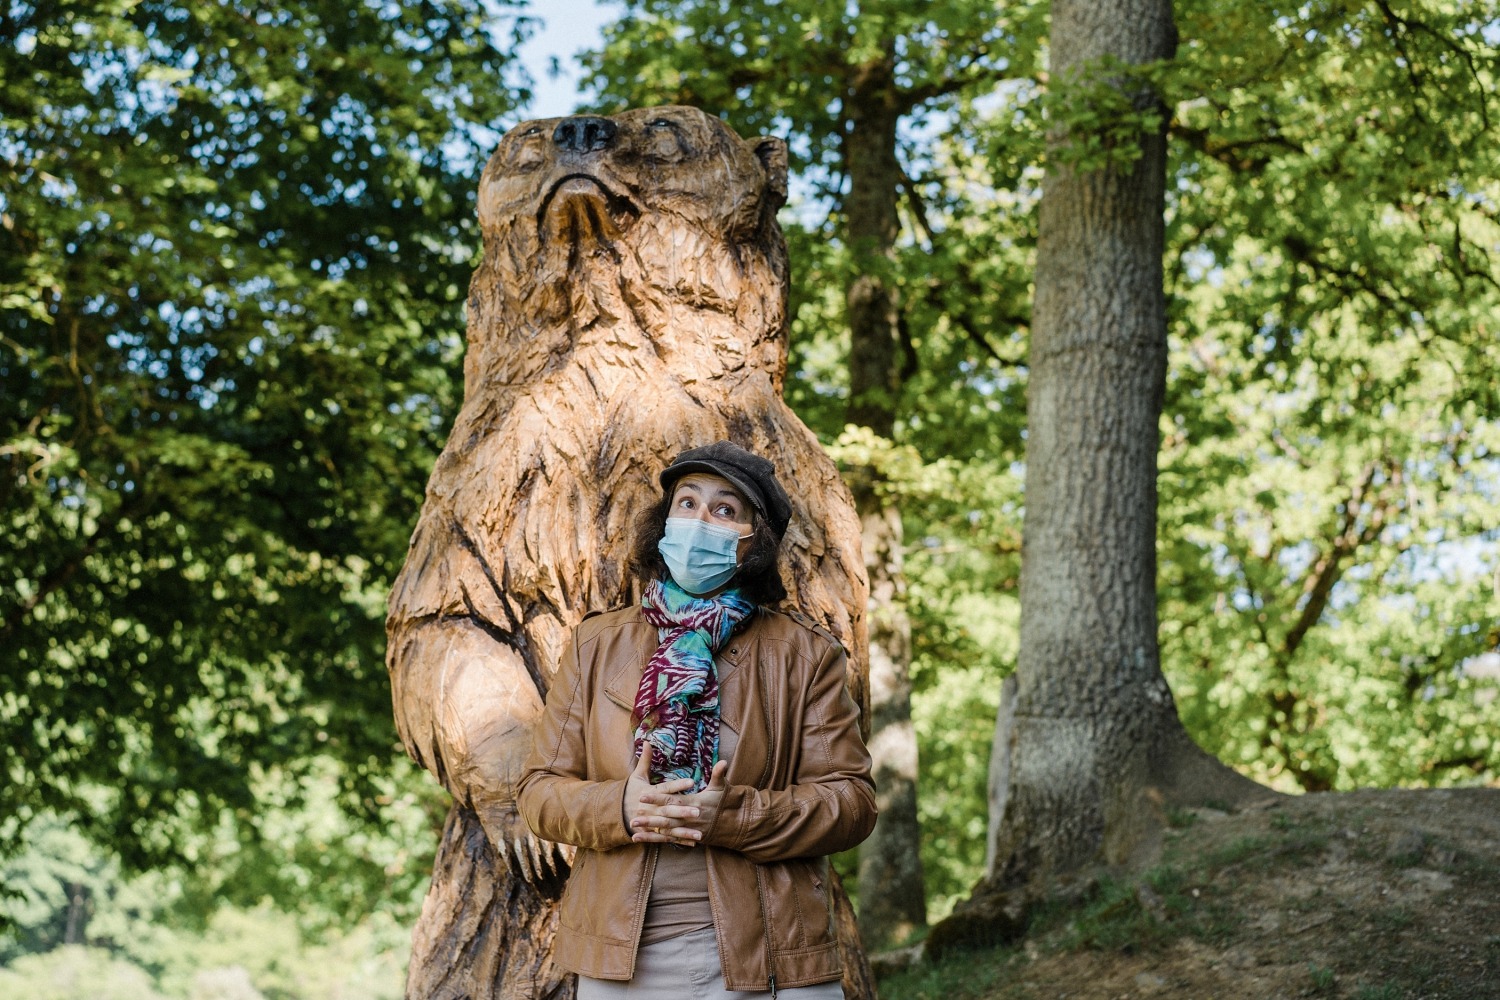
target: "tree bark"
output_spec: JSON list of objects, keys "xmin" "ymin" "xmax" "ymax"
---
[
  {"xmin": 850, "ymin": 470, "xmax": 925, "ymax": 950},
  {"xmin": 406, "ymin": 806, "xmax": 571, "ymax": 1000},
  {"xmin": 994, "ymin": 0, "xmax": 1185, "ymax": 885},
  {"xmin": 844, "ymin": 55, "xmax": 904, "ymax": 439},
  {"xmin": 387, "ymin": 107, "xmax": 874, "ymax": 999},
  {"xmin": 931, "ymin": 3, "xmax": 1270, "ymax": 954},
  {"xmin": 844, "ymin": 54, "xmax": 928, "ymax": 949}
]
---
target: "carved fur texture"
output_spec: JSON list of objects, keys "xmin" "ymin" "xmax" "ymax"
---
[{"xmin": 386, "ymin": 106, "xmax": 870, "ymax": 885}]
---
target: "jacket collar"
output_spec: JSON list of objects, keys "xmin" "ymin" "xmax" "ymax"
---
[{"xmin": 599, "ymin": 610, "xmax": 753, "ymax": 715}]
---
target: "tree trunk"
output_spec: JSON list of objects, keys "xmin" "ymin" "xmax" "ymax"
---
[
  {"xmin": 844, "ymin": 56, "xmax": 904, "ymax": 439},
  {"xmin": 850, "ymin": 475, "xmax": 925, "ymax": 949},
  {"xmin": 844, "ymin": 54, "xmax": 928, "ymax": 949},
  {"xmin": 63, "ymin": 882, "xmax": 87, "ymax": 945},
  {"xmin": 993, "ymin": 0, "xmax": 1184, "ymax": 885},
  {"xmin": 387, "ymin": 107, "xmax": 875, "ymax": 999},
  {"xmin": 927, "ymin": 3, "xmax": 1270, "ymax": 956}
]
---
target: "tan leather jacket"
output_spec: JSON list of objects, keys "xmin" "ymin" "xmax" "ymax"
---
[{"xmin": 517, "ymin": 605, "xmax": 877, "ymax": 992}]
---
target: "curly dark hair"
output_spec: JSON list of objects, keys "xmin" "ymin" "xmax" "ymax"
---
[{"xmin": 630, "ymin": 493, "xmax": 787, "ymax": 607}]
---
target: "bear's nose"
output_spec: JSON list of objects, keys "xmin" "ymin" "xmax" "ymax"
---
[{"xmin": 552, "ymin": 116, "xmax": 617, "ymax": 154}]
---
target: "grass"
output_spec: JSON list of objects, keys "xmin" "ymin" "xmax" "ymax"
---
[
  {"xmin": 1370, "ymin": 906, "xmax": 1414, "ymax": 933},
  {"xmin": 1054, "ymin": 868, "xmax": 1192, "ymax": 952},
  {"xmin": 877, "ymin": 943, "xmax": 1017, "ymax": 1000},
  {"xmin": 1206, "ymin": 823, "xmax": 1332, "ymax": 873},
  {"xmin": 1022, "ymin": 857, "xmax": 1250, "ymax": 956},
  {"xmin": 1307, "ymin": 963, "xmax": 1337, "ymax": 993},
  {"xmin": 1165, "ymin": 807, "xmax": 1199, "ymax": 830},
  {"xmin": 1014, "ymin": 810, "xmax": 1342, "ymax": 958},
  {"xmin": 1353, "ymin": 984, "xmax": 1404, "ymax": 1000},
  {"xmin": 1205, "ymin": 834, "xmax": 1274, "ymax": 867}
]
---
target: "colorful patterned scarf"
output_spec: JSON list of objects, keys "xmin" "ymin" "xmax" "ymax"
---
[{"xmin": 633, "ymin": 577, "xmax": 756, "ymax": 791}]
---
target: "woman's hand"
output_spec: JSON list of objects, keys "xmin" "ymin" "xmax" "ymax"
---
[{"xmin": 625, "ymin": 754, "xmax": 729, "ymax": 847}]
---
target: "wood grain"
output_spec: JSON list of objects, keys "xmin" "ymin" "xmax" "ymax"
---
[{"xmin": 387, "ymin": 106, "xmax": 872, "ymax": 999}]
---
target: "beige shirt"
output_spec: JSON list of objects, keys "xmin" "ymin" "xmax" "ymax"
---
[{"xmin": 640, "ymin": 722, "xmax": 739, "ymax": 945}]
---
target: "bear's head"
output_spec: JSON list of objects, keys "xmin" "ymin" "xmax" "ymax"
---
[{"xmin": 471, "ymin": 106, "xmax": 790, "ymax": 343}]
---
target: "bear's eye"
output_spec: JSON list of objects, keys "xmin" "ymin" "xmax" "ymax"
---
[
  {"xmin": 503, "ymin": 124, "xmax": 544, "ymax": 147},
  {"xmin": 505, "ymin": 126, "xmax": 547, "ymax": 171},
  {"xmin": 642, "ymin": 119, "xmax": 689, "ymax": 162}
]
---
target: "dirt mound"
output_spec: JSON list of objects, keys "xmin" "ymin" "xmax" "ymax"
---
[{"xmin": 884, "ymin": 787, "xmax": 1500, "ymax": 1000}]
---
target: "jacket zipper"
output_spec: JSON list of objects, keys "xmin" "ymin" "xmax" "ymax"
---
[
  {"xmin": 752, "ymin": 617, "xmax": 777, "ymax": 997},
  {"xmin": 753, "ymin": 863, "xmax": 776, "ymax": 998},
  {"xmin": 628, "ymin": 844, "xmax": 659, "ymax": 981}
]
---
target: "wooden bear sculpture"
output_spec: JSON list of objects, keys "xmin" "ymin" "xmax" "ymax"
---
[{"xmin": 386, "ymin": 106, "xmax": 872, "ymax": 1000}]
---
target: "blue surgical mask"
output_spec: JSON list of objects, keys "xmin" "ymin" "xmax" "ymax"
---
[{"xmin": 658, "ymin": 518, "xmax": 751, "ymax": 595}]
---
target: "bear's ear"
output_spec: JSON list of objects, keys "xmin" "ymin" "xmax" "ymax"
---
[{"xmin": 754, "ymin": 136, "xmax": 788, "ymax": 210}]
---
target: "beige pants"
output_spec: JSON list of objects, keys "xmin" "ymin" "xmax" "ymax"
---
[{"xmin": 575, "ymin": 926, "xmax": 845, "ymax": 999}]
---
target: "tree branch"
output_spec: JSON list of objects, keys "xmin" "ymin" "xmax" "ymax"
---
[
  {"xmin": 898, "ymin": 171, "xmax": 1029, "ymax": 370},
  {"xmin": 899, "ymin": 64, "xmax": 1032, "ymax": 112},
  {"xmin": 0, "ymin": 492, "xmax": 155, "ymax": 643},
  {"xmin": 1170, "ymin": 123, "xmax": 1305, "ymax": 174},
  {"xmin": 1372, "ymin": 0, "xmax": 1492, "ymax": 131},
  {"xmin": 1276, "ymin": 457, "xmax": 1397, "ymax": 667}
]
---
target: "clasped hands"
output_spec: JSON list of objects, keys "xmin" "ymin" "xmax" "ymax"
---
[{"xmin": 624, "ymin": 751, "xmax": 727, "ymax": 847}]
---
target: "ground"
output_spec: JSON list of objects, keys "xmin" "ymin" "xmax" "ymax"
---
[{"xmin": 879, "ymin": 787, "xmax": 1500, "ymax": 1000}]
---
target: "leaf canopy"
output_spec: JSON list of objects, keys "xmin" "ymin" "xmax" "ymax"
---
[{"xmin": 0, "ymin": 0, "xmax": 529, "ymax": 868}]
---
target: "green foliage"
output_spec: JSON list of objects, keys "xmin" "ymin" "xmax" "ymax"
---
[
  {"xmin": 0, "ymin": 946, "xmax": 171, "ymax": 1000},
  {"xmin": 902, "ymin": 459, "xmax": 1019, "ymax": 916},
  {"xmin": 1045, "ymin": 54, "xmax": 1172, "ymax": 173},
  {"xmin": 578, "ymin": 0, "xmax": 1045, "ymax": 176},
  {"xmin": 146, "ymin": 904, "xmax": 408, "ymax": 1000},
  {"xmin": 0, "ymin": 0, "xmax": 528, "ymax": 872},
  {"xmin": 0, "ymin": 918, "xmax": 407, "ymax": 1000},
  {"xmin": 0, "ymin": 818, "xmax": 154, "ymax": 963},
  {"xmin": 156, "ymin": 753, "xmax": 443, "ymax": 930},
  {"xmin": 827, "ymin": 430, "xmax": 1020, "ymax": 915},
  {"xmin": 1158, "ymin": 0, "xmax": 1500, "ymax": 791},
  {"xmin": 1, "ymin": 760, "xmax": 440, "ymax": 954},
  {"xmin": 0, "ymin": 770, "xmax": 435, "ymax": 994}
]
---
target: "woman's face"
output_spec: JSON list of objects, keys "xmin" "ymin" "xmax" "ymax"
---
[{"xmin": 668, "ymin": 473, "xmax": 756, "ymax": 562}]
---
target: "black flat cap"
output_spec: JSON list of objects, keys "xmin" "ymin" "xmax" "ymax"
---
[{"xmin": 660, "ymin": 441, "xmax": 793, "ymax": 539}]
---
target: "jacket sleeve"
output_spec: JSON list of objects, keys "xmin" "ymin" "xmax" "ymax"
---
[
  {"xmin": 516, "ymin": 629, "xmax": 635, "ymax": 852},
  {"xmin": 702, "ymin": 638, "xmax": 877, "ymax": 863}
]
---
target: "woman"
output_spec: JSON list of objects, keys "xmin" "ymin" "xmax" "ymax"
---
[{"xmin": 518, "ymin": 440, "xmax": 877, "ymax": 999}]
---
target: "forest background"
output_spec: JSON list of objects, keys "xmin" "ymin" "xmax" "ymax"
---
[{"xmin": 2, "ymin": 0, "xmax": 1497, "ymax": 996}]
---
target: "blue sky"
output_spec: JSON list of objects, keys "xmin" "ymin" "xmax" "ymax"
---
[{"xmin": 517, "ymin": 0, "xmax": 620, "ymax": 119}]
